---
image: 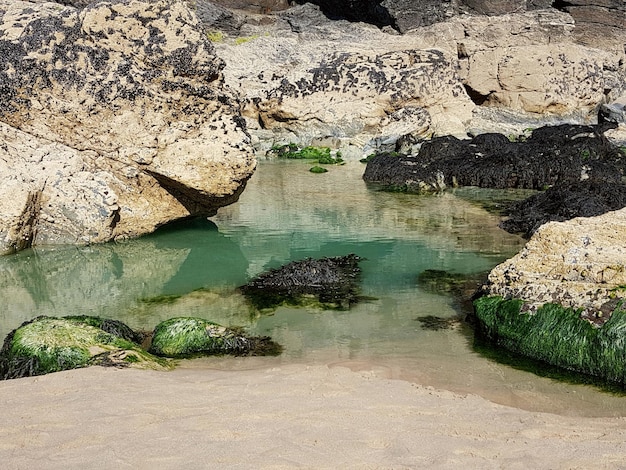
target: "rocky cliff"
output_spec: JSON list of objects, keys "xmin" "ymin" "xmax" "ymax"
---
[
  {"xmin": 201, "ymin": 2, "xmax": 625, "ymax": 153},
  {"xmin": 0, "ymin": 0, "xmax": 255, "ymax": 253}
]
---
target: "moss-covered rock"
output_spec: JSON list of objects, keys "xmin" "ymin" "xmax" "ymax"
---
[
  {"xmin": 473, "ymin": 296, "xmax": 626, "ymax": 386},
  {"xmin": 148, "ymin": 317, "xmax": 282, "ymax": 358},
  {"xmin": 0, "ymin": 316, "xmax": 170, "ymax": 380}
]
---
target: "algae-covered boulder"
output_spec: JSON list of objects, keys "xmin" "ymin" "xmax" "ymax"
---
[
  {"xmin": 473, "ymin": 296, "xmax": 626, "ymax": 386},
  {"xmin": 148, "ymin": 317, "xmax": 282, "ymax": 357},
  {"xmin": 0, "ymin": 316, "xmax": 169, "ymax": 380},
  {"xmin": 239, "ymin": 254, "xmax": 363, "ymax": 310},
  {"xmin": 363, "ymin": 124, "xmax": 626, "ymax": 193}
]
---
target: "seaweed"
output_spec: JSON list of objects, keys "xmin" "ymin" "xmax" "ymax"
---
[
  {"xmin": 415, "ymin": 315, "xmax": 459, "ymax": 331},
  {"xmin": 268, "ymin": 144, "xmax": 344, "ymax": 165},
  {"xmin": 148, "ymin": 317, "xmax": 282, "ymax": 358},
  {"xmin": 240, "ymin": 254, "xmax": 363, "ymax": 311},
  {"xmin": 0, "ymin": 316, "xmax": 169, "ymax": 380},
  {"xmin": 473, "ymin": 296, "xmax": 626, "ymax": 386},
  {"xmin": 64, "ymin": 315, "xmax": 145, "ymax": 344}
]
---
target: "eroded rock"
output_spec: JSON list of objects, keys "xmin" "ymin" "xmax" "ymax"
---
[{"xmin": 0, "ymin": 0, "xmax": 255, "ymax": 253}]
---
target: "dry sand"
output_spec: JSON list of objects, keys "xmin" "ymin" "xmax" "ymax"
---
[{"xmin": 1, "ymin": 360, "xmax": 626, "ymax": 469}]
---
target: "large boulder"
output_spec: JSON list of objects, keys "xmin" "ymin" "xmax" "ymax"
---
[
  {"xmin": 481, "ymin": 208, "xmax": 626, "ymax": 315},
  {"xmin": 474, "ymin": 208, "xmax": 626, "ymax": 385},
  {"xmin": 0, "ymin": 316, "xmax": 169, "ymax": 379},
  {"xmin": 0, "ymin": 0, "xmax": 255, "ymax": 254}
]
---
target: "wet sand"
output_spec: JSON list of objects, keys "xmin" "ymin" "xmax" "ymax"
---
[{"xmin": 1, "ymin": 362, "xmax": 625, "ymax": 469}]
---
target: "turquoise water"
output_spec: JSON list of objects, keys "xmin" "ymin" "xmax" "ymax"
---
[{"xmin": 2, "ymin": 159, "xmax": 626, "ymax": 416}]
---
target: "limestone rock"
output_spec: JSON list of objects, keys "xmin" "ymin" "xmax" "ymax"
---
[
  {"xmin": 483, "ymin": 208, "xmax": 626, "ymax": 313},
  {"xmin": 0, "ymin": 0, "xmax": 255, "ymax": 253},
  {"xmin": 213, "ymin": 4, "xmax": 475, "ymax": 149}
]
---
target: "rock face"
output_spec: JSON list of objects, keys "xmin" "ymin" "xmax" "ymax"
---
[
  {"xmin": 290, "ymin": 0, "xmax": 624, "ymax": 33},
  {"xmin": 0, "ymin": 0, "xmax": 255, "ymax": 254},
  {"xmin": 206, "ymin": 4, "xmax": 626, "ymax": 153},
  {"xmin": 483, "ymin": 208, "xmax": 626, "ymax": 316}
]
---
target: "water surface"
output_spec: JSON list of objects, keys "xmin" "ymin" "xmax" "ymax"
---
[{"xmin": 1, "ymin": 159, "xmax": 625, "ymax": 416}]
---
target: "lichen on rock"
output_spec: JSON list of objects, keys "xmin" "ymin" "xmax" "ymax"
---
[{"xmin": 0, "ymin": 0, "xmax": 255, "ymax": 253}]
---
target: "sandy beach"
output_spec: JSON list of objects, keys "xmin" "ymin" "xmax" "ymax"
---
[{"xmin": 1, "ymin": 360, "xmax": 625, "ymax": 469}]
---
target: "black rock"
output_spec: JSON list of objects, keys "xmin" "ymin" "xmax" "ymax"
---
[
  {"xmin": 240, "ymin": 254, "xmax": 363, "ymax": 310},
  {"xmin": 500, "ymin": 179, "xmax": 626, "ymax": 238},
  {"xmin": 363, "ymin": 124, "xmax": 625, "ymax": 193}
]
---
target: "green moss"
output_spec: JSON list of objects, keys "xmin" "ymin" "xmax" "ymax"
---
[
  {"xmin": 149, "ymin": 317, "xmax": 282, "ymax": 358},
  {"xmin": 268, "ymin": 144, "xmax": 343, "ymax": 164},
  {"xmin": 309, "ymin": 166, "xmax": 328, "ymax": 173},
  {"xmin": 64, "ymin": 315, "xmax": 143, "ymax": 343},
  {"xmin": 1, "ymin": 317, "xmax": 169, "ymax": 379},
  {"xmin": 206, "ymin": 31, "xmax": 224, "ymax": 42},
  {"xmin": 473, "ymin": 296, "xmax": 626, "ymax": 385}
]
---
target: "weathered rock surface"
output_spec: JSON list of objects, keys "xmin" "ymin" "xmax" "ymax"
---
[
  {"xmin": 363, "ymin": 124, "xmax": 626, "ymax": 192},
  {"xmin": 0, "ymin": 0, "xmax": 255, "ymax": 253},
  {"xmin": 289, "ymin": 0, "xmax": 624, "ymax": 34},
  {"xmin": 206, "ymin": 4, "xmax": 625, "ymax": 153},
  {"xmin": 483, "ymin": 208, "xmax": 626, "ymax": 316}
]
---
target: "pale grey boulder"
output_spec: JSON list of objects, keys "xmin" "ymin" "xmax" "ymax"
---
[{"xmin": 0, "ymin": 0, "xmax": 255, "ymax": 253}]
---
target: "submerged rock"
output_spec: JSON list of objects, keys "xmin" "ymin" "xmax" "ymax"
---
[
  {"xmin": 0, "ymin": 0, "xmax": 255, "ymax": 253},
  {"xmin": 363, "ymin": 124, "xmax": 626, "ymax": 193},
  {"xmin": 240, "ymin": 254, "xmax": 363, "ymax": 310},
  {"xmin": 0, "ymin": 316, "xmax": 169, "ymax": 380},
  {"xmin": 148, "ymin": 317, "xmax": 282, "ymax": 357}
]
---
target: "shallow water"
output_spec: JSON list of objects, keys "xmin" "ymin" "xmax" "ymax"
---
[{"xmin": 2, "ymin": 159, "xmax": 626, "ymax": 417}]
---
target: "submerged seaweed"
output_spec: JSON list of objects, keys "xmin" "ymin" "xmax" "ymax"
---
[
  {"xmin": 415, "ymin": 315, "xmax": 459, "ymax": 331},
  {"xmin": 239, "ymin": 254, "xmax": 363, "ymax": 311},
  {"xmin": 473, "ymin": 296, "xmax": 626, "ymax": 386}
]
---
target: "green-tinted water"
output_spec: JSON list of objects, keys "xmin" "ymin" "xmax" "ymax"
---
[{"xmin": 2, "ymin": 159, "xmax": 626, "ymax": 416}]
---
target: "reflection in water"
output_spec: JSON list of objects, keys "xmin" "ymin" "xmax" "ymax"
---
[{"xmin": 1, "ymin": 159, "xmax": 625, "ymax": 417}]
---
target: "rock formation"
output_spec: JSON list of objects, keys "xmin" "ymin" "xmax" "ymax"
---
[
  {"xmin": 0, "ymin": 0, "xmax": 255, "ymax": 254},
  {"xmin": 362, "ymin": 124, "xmax": 626, "ymax": 193},
  {"xmin": 200, "ymin": 2, "xmax": 625, "ymax": 155},
  {"xmin": 483, "ymin": 208, "xmax": 626, "ymax": 315}
]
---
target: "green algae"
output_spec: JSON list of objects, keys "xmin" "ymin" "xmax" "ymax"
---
[
  {"xmin": 149, "ymin": 317, "xmax": 282, "ymax": 358},
  {"xmin": 473, "ymin": 296, "xmax": 626, "ymax": 386},
  {"xmin": 1, "ymin": 316, "xmax": 170, "ymax": 379}
]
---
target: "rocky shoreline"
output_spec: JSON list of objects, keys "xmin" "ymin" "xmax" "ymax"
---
[{"xmin": 2, "ymin": 0, "xmax": 626, "ymax": 384}]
